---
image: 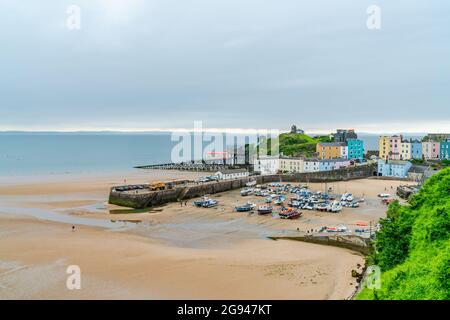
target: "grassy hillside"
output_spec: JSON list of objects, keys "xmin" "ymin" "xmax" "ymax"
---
[
  {"xmin": 259, "ymin": 132, "xmax": 332, "ymax": 157},
  {"xmin": 357, "ymin": 168, "xmax": 450, "ymax": 300}
]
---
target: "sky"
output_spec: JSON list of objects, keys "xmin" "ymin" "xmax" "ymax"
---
[{"xmin": 0, "ymin": 0, "xmax": 449, "ymax": 134}]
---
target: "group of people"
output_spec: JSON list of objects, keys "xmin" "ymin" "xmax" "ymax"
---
[{"xmin": 180, "ymin": 201, "xmax": 188, "ymax": 207}]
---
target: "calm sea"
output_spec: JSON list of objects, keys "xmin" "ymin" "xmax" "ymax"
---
[
  {"xmin": 0, "ymin": 133, "xmax": 175, "ymax": 177},
  {"xmin": 0, "ymin": 132, "xmax": 422, "ymax": 177}
]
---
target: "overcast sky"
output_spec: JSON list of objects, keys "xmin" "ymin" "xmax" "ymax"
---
[{"xmin": 1, "ymin": 0, "xmax": 449, "ymax": 133}]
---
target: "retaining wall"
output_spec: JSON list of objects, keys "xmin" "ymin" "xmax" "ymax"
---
[{"xmin": 269, "ymin": 234, "xmax": 372, "ymax": 255}]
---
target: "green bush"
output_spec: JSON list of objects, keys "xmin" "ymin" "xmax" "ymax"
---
[{"xmin": 358, "ymin": 168, "xmax": 450, "ymax": 300}]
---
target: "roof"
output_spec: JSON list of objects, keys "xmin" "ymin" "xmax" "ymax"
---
[
  {"xmin": 380, "ymin": 160, "xmax": 411, "ymax": 166},
  {"xmin": 304, "ymin": 158, "xmax": 320, "ymax": 162},
  {"xmin": 217, "ymin": 169, "xmax": 248, "ymax": 174},
  {"xmin": 408, "ymin": 165, "xmax": 429, "ymax": 174},
  {"xmin": 318, "ymin": 142, "xmax": 346, "ymax": 147},
  {"xmin": 319, "ymin": 158, "xmax": 349, "ymax": 163}
]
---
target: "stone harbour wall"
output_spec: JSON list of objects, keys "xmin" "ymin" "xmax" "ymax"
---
[{"xmin": 109, "ymin": 163, "xmax": 377, "ymax": 208}]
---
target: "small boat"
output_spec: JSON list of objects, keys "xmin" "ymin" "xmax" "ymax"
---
[
  {"xmin": 202, "ymin": 199, "xmax": 219, "ymax": 208},
  {"xmin": 246, "ymin": 180, "xmax": 257, "ymax": 187},
  {"xmin": 341, "ymin": 193, "xmax": 354, "ymax": 202},
  {"xmin": 350, "ymin": 201, "xmax": 360, "ymax": 208},
  {"xmin": 274, "ymin": 198, "xmax": 284, "ymax": 205},
  {"xmin": 378, "ymin": 193, "xmax": 391, "ymax": 198},
  {"xmin": 331, "ymin": 204, "xmax": 342, "ymax": 213},
  {"xmin": 235, "ymin": 202, "xmax": 256, "ymax": 212},
  {"xmin": 279, "ymin": 208, "xmax": 302, "ymax": 219},
  {"xmin": 240, "ymin": 189, "xmax": 253, "ymax": 196},
  {"xmin": 193, "ymin": 196, "xmax": 209, "ymax": 207},
  {"xmin": 257, "ymin": 205, "xmax": 273, "ymax": 215}
]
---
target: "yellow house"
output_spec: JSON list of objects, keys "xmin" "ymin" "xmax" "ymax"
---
[
  {"xmin": 379, "ymin": 136, "xmax": 390, "ymax": 160},
  {"xmin": 316, "ymin": 143, "xmax": 343, "ymax": 159}
]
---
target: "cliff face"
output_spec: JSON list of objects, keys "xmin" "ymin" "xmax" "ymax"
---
[{"xmin": 358, "ymin": 168, "xmax": 450, "ymax": 300}]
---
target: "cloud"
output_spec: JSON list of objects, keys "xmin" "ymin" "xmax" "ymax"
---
[{"xmin": 0, "ymin": 0, "xmax": 449, "ymax": 133}]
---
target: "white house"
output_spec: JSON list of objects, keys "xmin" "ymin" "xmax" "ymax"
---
[
  {"xmin": 400, "ymin": 141, "xmax": 411, "ymax": 160},
  {"xmin": 340, "ymin": 145, "xmax": 348, "ymax": 159},
  {"xmin": 303, "ymin": 158, "xmax": 320, "ymax": 172},
  {"xmin": 253, "ymin": 156, "xmax": 280, "ymax": 175},
  {"xmin": 215, "ymin": 169, "xmax": 249, "ymax": 180},
  {"xmin": 279, "ymin": 156, "xmax": 304, "ymax": 173}
]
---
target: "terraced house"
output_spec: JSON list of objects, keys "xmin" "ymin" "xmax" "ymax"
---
[
  {"xmin": 389, "ymin": 135, "xmax": 402, "ymax": 160},
  {"xmin": 347, "ymin": 139, "xmax": 364, "ymax": 161},
  {"xmin": 422, "ymin": 141, "xmax": 440, "ymax": 160},
  {"xmin": 316, "ymin": 142, "xmax": 346, "ymax": 159},
  {"xmin": 410, "ymin": 139, "xmax": 423, "ymax": 160},
  {"xmin": 440, "ymin": 139, "xmax": 450, "ymax": 160},
  {"xmin": 319, "ymin": 158, "xmax": 350, "ymax": 171},
  {"xmin": 279, "ymin": 156, "xmax": 304, "ymax": 173},
  {"xmin": 379, "ymin": 136, "xmax": 390, "ymax": 160},
  {"xmin": 400, "ymin": 140, "xmax": 411, "ymax": 160},
  {"xmin": 377, "ymin": 159, "xmax": 412, "ymax": 178}
]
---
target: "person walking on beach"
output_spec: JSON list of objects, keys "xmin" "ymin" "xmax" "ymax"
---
[{"xmin": 72, "ymin": 225, "xmax": 75, "ymax": 232}]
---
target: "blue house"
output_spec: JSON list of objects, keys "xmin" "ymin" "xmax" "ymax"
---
[
  {"xmin": 319, "ymin": 158, "xmax": 350, "ymax": 171},
  {"xmin": 440, "ymin": 139, "xmax": 450, "ymax": 160},
  {"xmin": 410, "ymin": 139, "xmax": 422, "ymax": 160},
  {"xmin": 347, "ymin": 139, "xmax": 364, "ymax": 161},
  {"xmin": 377, "ymin": 159, "xmax": 412, "ymax": 178}
]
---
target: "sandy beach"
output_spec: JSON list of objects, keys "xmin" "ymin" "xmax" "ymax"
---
[{"xmin": 0, "ymin": 170, "xmax": 414, "ymax": 299}]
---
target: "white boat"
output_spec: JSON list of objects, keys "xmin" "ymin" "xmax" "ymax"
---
[{"xmin": 246, "ymin": 180, "xmax": 257, "ymax": 187}]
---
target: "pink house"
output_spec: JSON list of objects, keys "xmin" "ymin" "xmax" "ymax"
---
[
  {"xmin": 389, "ymin": 135, "xmax": 402, "ymax": 160},
  {"xmin": 422, "ymin": 141, "xmax": 440, "ymax": 160}
]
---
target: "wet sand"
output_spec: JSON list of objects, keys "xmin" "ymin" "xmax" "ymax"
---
[{"xmin": 0, "ymin": 170, "xmax": 413, "ymax": 299}]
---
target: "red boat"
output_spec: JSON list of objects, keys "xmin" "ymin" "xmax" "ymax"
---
[{"xmin": 279, "ymin": 208, "xmax": 302, "ymax": 219}]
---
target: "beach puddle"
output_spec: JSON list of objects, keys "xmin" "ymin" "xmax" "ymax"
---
[{"xmin": 0, "ymin": 205, "xmax": 133, "ymax": 230}]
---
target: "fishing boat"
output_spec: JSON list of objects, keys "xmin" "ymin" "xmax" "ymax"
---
[
  {"xmin": 274, "ymin": 196, "xmax": 285, "ymax": 205},
  {"xmin": 202, "ymin": 199, "xmax": 219, "ymax": 208},
  {"xmin": 257, "ymin": 205, "xmax": 273, "ymax": 215},
  {"xmin": 246, "ymin": 180, "xmax": 257, "ymax": 187},
  {"xmin": 240, "ymin": 188, "xmax": 253, "ymax": 196},
  {"xmin": 279, "ymin": 208, "xmax": 302, "ymax": 219},
  {"xmin": 235, "ymin": 202, "xmax": 256, "ymax": 212},
  {"xmin": 193, "ymin": 196, "xmax": 210, "ymax": 207}
]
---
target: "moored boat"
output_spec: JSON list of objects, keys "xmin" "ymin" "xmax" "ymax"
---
[
  {"xmin": 203, "ymin": 199, "xmax": 219, "ymax": 208},
  {"xmin": 279, "ymin": 208, "xmax": 302, "ymax": 219},
  {"xmin": 257, "ymin": 205, "xmax": 273, "ymax": 215},
  {"xmin": 235, "ymin": 202, "xmax": 256, "ymax": 212}
]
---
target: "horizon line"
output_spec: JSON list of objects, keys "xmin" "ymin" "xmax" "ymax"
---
[{"xmin": 0, "ymin": 129, "xmax": 434, "ymax": 136}]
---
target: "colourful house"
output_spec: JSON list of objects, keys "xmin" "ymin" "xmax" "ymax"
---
[
  {"xmin": 410, "ymin": 139, "xmax": 422, "ymax": 160},
  {"xmin": 347, "ymin": 139, "xmax": 364, "ymax": 161},
  {"xmin": 440, "ymin": 139, "xmax": 450, "ymax": 160},
  {"xmin": 316, "ymin": 142, "xmax": 345, "ymax": 160},
  {"xmin": 379, "ymin": 136, "xmax": 390, "ymax": 160},
  {"xmin": 319, "ymin": 158, "xmax": 350, "ymax": 171},
  {"xmin": 377, "ymin": 159, "xmax": 412, "ymax": 178},
  {"xmin": 422, "ymin": 141, "xmax": 440, "ymax": 160},
  {"xmin": 389, "ymin": 135, "xmax": 402, "ymax": 160},
  {"xmin": 400, "ymin": 140, "xmax": 411, "ymax": 160},
  {"xmin": 303, "ymin": 159, "xmax": 320, "ymax": 172}
]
